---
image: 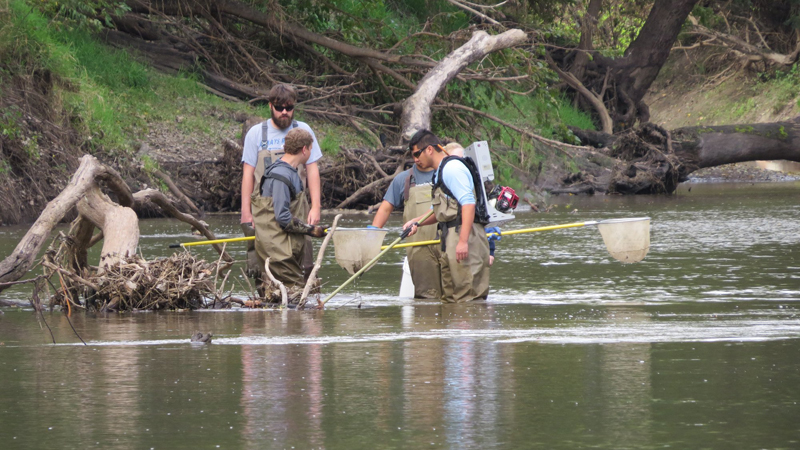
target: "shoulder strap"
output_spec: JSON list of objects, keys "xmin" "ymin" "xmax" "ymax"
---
[
  {"xmin": 261, "ymin": 120, "xmax": 298, "ymax": 146},
  {"xmin": 259, "ymin": 166, "xmax": 297, "ymax": 201},
  {"xmin": 261, "ymin": 120, "xmax": 269, "ymax": 147},
  {"xmin": 402, "ymin": 168, "xmax": 413, "ymax": 202},
  {"xmin": 432, "ymin": 155, "xmax": 461, "ymax": 200}
]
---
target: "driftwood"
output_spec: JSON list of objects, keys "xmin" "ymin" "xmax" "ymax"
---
[
  {"xmin": 0, "ymin": 155, "xmax": 234, "ymax": 312},
  {"xmin": 298, "ymin": 214, "xmax": 342, "ymax": 309},
  {"xmin": 262, "ymin": 257, "xmax": 288, "ymax": 307},
  {"xmin": 0, "ymin": 155, "xmax": 129, "ymax": 290}
]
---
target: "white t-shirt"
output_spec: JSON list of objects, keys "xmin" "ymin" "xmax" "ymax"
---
[{"xmin": 241, "ymin": 119, "xmax": 322, "ymax": 167}]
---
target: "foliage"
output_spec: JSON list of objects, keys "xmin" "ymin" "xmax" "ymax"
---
[
  {"xmin": 33, "ymin": 0, "xmax": 131, "ymax": 32},
  {"xmin": 594, "ymin": 0, "xmax": 652, "ymax": 56}
]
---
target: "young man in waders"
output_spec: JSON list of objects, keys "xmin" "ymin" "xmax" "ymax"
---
[
  {"xmin": 368, "ymin": 148, "xmax": 441, "ymax": 299},
  {"xmin": 404, "ymin": 130, "xmax": 491, "ymax": 303},
  {"xmin": 252, "ymin": 128, "xmax": 327, "ymax": 292},
  {"xmin": 240, "ymin": 84, "xmax": 323, "ymax": 281}
]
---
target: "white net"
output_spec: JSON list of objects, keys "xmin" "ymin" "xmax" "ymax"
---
[
  {"xmin": 596, "ymin": 218, "xmax": 650, "ymax": 263},
  {"xmin": 332, "ymin": 228, "xmax": 388, "ymax": 275}
]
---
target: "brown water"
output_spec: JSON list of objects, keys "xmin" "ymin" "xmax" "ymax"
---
[{"xmin": 1, "ymin": 181, "xmax": 799, "ymax": 449}]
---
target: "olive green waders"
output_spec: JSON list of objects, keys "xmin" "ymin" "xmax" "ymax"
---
[
  {"xmin": 251, "ymin": 191, "xmax": 309, "ymax": 289},
  {"xmin": 403, "ymin": 183, "xmax": 442, "ymax": 299},
  {"xmin": 432, "ymin": 188, "xmax": 490, "ymax": 303},
  {"xmin": 248, "ymin": 144, "xmax": 314, "ymax": 280}
]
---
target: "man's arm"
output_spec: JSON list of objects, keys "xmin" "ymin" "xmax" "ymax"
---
[
  {"xmin": 456, "ymin": 204, "xmax": 475, "ymax": 263},
  {"xmin": 371, "ymin": 201, "xmax": 395, "ymax": 228},
  {"xmin": 271, "ymin": 180, "xmax": 294, "ymax": 228},
  {"xmin": 306, "ymin": 161, "xmax": 321, "ymax": 225},
  {"xmin": 240, "ymin": 163, "xmax": 255, "ymax": 224}
]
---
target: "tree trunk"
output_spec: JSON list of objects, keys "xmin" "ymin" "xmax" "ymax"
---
[
  {"xmin": 560, "ymin": 0, "xmax": 700, "ymax": 129},
  {"xmin": 676, "ymin": 121, "xmax": 800, "ymax": 168},
  {"xmin": 400, "ymin": 29, "xmax": 527, "ymax": 139},
  {"xmin": 568, "ymin": 119, "xmax": 800, "ymax": 195},
  {"xmin": 77, "ymin": 186, "xmax": 139, "ymax": 269},
  {"xmin": 610, "ymin": 0, "xmax": 700, "ymax": 126},
  {"xmin": 569, "ymin": 0, "xmax": 603, "ymax": 81}
]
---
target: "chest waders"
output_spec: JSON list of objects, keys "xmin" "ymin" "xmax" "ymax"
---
[
  {"xmin": 251, "ymin": 172, "xmax": 310, "ymax": 291},
  {"xmin": 402, "ymin": 171, "xmax": 442, "ymax": 299},
  {"xmin": 431, "ymin": 185, "xmax": 490, "ymax": 303}
]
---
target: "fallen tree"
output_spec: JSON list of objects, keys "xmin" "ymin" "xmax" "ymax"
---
[
  {"xmin": 559, "ymin": 119, "xmax": 800, "ymax": 195},
  {"xmin": 0, "ymin": 154, "xmax": 236, "ymax": 307}
]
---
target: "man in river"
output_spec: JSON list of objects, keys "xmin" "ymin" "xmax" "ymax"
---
[
  {"xmin": 252, "ymin": 128, "xmax": 327, "ymax": 291},
  {"xmin": 240, "ymin": 84, "xmax": 323, "ymax": 281},
  {"xmin": 369, "ymin": 143, "xmax": 441, "ymax": 299},
  {"xmin": 404, "ymin": 130, "xmax": 490, "ymax": 303}
]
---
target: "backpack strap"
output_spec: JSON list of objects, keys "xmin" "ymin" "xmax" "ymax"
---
[
  {"xmin": 432, "ymin": 155, "xmax": 490, "ymax": 224},
  {"xmin": 432, "ymin": 155, "xmax": 461, "ymax": 200},
  {"xmin": 259, "ymin": 166, "xmax": 297, "ymax": 201}
]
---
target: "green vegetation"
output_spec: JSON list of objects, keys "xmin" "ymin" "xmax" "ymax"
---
[{"xmin": 1, "ymin": 0, "xmax": 597, "ymax": 193}]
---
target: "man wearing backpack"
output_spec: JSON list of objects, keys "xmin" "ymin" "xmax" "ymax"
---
[
  {"xmin": 403, "ymin": 130, "xmax": 490, "ymax": 303},
  {"xmin": 240, "ymin": 84, "xmax": 322, "ymax": 281},
  {"xmin": 252, "ymin": 128, "xmax": 327, "ymax": 292}
]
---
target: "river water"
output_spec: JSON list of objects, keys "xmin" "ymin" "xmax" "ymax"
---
[{"xmin": 1, "ymin": 181, "xmax": 799, "ymax": 449}]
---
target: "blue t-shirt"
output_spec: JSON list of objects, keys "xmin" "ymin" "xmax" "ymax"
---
[
  {"xmin": 383, "ymin": 166, "xmax": 435, "ymax": 208},
  {"xmin": 433, "ymin": 158, "xmax": 476, "ymax": 205},
  {"xmin": 241, "ymin": 119, "xmax": 322, "ymax": 167}
]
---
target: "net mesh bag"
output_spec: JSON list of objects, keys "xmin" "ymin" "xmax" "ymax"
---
[
  {"xmin": 596, "ymin": 218, "xmax": 650, "ymax": 263},
  {"xmin": 332, "ymin": 228, "xmax": 388, "ymax": 275}
]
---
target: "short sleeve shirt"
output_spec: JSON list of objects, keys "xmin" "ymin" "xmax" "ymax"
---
[
  {"xmin": 241, "ymin": 119, "xmax": 322, "ymax": 167},
  {"xmin": 383, "ymin": 166, "xmax": 436, "ymax": 208}
]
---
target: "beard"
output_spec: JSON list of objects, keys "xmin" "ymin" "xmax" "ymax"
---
[{"xmin": 271, "ymin": 111, "xmax": 293, "ymax": 130}]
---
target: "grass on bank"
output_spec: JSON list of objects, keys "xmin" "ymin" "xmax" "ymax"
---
[{"xmin": 651, "ymin": 48, "xmax": 800, "ymax": 129}]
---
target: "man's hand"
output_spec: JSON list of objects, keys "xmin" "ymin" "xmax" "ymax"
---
[
  {"xmin": 241, "ymin": 211, "xmax": 253, "ymax": 225},
  {"xmin": 240, "ymin": 222, "xmax": 259, "ymax": 279},
  {"xmin": 240, "ymin": 222, "xmax": 255, "ymax": 237},
  {"xmin": 456, "ymin": 239, "xmax": 469, "ymax": 263},
  {"xmin": 307, "ymin": 206, "xmax": 321, "ymax": 225},
  {"xmin": 307, "ymin": 225, "xmax": 327, "ymax": 238},
  {"xmin": 402, "ymin": 219, "xmax": 418, "ymax": 237}
]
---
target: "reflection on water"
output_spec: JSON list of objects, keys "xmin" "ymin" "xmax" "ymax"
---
[{"xmin": 1, "ymin": 182, "xmax": 800, "ymax": 448}]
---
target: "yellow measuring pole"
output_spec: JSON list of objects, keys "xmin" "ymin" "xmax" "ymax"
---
[
  {"xmin": 380, "ymin": 221, "xmax": 592, "ymax": 250},
  {"xmin": 170, "ymin": 236, "xmax": 254, "ymax": 248},
  {"xmin": 174, "ymin": 222, "xmax": 591, "ymax": 250}
]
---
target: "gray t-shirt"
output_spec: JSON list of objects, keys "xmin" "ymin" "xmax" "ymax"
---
[
  {"xmin": 241, "ymin": 119, "xmax": 322, "ymax": 168},
  {"xmin": 383, "ymin": 165, "xmax": 435, "ymax": 208},
  {"xmin": 260, "ymin": 160, "xmax": 304, "ymax": 228}
]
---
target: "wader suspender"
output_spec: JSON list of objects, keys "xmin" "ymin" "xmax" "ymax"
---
[
  {"xmin": 260, "ymin": 120, "xmax": 299, "ymax": 168},
  {"xmin": 402, "ymin": 168, "xmax": 415, "ymax": 202},
  {"xmin": 259, "ymin": 168, "xmax": 298, "ymax": 201}
]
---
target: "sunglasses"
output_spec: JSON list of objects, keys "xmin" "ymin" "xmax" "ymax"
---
[
  {"xmin": 411, "ymin": 147, "xmax": 425, "ymax": 158},
  {"xmin": 272, "ymin": 104, "xmax": 295, "ymax": 112}
]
